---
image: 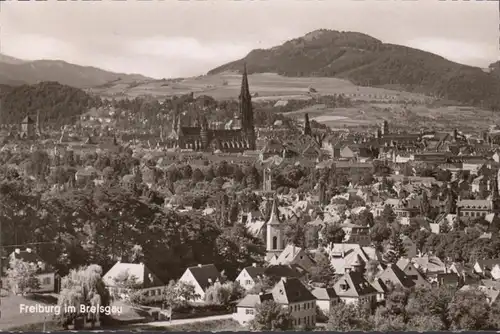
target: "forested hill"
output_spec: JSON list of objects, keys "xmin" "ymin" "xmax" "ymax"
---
[
  {"xmin": 0, "ymin": 53, "xmax": 151, "ymax": 88},
  {"xmin": 209, "ymin": 29, "xmax": 500, "ymax": 109},
  {"xmin": 0, "ymin": 82, "xmax": 101, "ymax": 126}
]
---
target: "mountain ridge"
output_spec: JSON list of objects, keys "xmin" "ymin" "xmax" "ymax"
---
[
  {"xmin": 0, "ymin": 53, "xmax": 152, "ymax": 89},
  {"xmin": 209, "ymin": 29, "xmax": 500, "ymax": 108}
]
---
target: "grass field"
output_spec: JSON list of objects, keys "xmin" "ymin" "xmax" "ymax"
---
[
  {"xmin": 0, "ymin": 293, "xmax": 59, "ymax": 330},
  {"xmin": 88, "ymin": 71, "xmax": 496, "ymax": 131},
  {"xmin": 136, "ymin": 319, "xmax": 245, "ymax": 332},
  {"xmin": 88, "ymin": 72, "xmax": 429, "ymax": 102}
]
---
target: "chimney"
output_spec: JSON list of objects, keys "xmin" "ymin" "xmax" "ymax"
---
[
  {"xmin": 26, "ymin": 248, "xmax": 32, "ymax": 253},
  {"xmin": 198, "ymin": 264, "xmax": 202, "ymax": 268},
  {"xmin": 252, "ymin": 263, "xmax": 257, "ymax": 267},
  {"xmin": 259, "ymin": 292, "xmax": 264, "ymax": 296},
  {"xmin": 15, "ymin": 248, "xmax": 20, "ymax": 254}
]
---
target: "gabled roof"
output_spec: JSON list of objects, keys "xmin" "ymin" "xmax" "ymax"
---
[
  {"xmin": 334, "ymin": 271, "xmax": 377, "ymax": 298},
  {"xmin": 237, "ymin": 293, "xmax": 274, "ymax": 308},
  {"xmin": 264, "ymin": 264, "xmax": 308, "ymax": 279},
  {"xmin": 272, "ymin": 277, "xmax": 316, "ymax": 304},
  {"xmin": 185, "ymin": 264, "xmax": 221, "ymax": 291},
  {"xmin": 241, "ymin": 265, "xmax": 266, "ymax": 280},
  {"xmin": 377, "ymin": 263, "xmax": 416, "ymax": 289},
  {"xmin": 272, "ymin": 244, "xmax": 310, "ymax": 266},
  {"xmin": 475, "ymin": 259, "xmax": 500, "ymax": 271},
  {"xmin": 311, "ymin": 287, "xmax": 338, "ymax": 301},
  {"xmin": 103, "ymin": 261, "xmax": 163, "ymax": 287}
]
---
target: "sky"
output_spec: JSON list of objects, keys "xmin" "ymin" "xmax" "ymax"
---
[{"xmin": 1, "ymin": 0, "xmax": 498, "ymax": 79}]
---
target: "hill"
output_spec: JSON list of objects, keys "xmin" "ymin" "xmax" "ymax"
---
[
  {"xmin": 0, "ymin": 81, "xmax": 101, "ymax": 126},
  {"xmin": 209, "ymin": 29, "xmax": 500, "ymax": 109},
  {"xmin": 0, "ymin": 53, "xmax": 151, "ymax": 89}
]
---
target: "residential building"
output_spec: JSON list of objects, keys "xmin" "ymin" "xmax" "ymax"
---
[
  {"xmin": 340, "ymin": 223, "xmax": 371, "ymax": 246},
  {"xmin": 312, "ymin": 287, "xmax": 339, "ymax": 315},
  {"xmin": 370, "ymin": 263, "xmax": 415, "ymax": 302},
  {"xmin": 235, "ymin": 263, "xmax": 266, "ymax": 291},
  {"xmin": 396, "ymin": 258, "xmax": 431, "ymax": 288},
  {"xmin": 178, "ymin": 264, "xmax": 221, "ymax": 303},
  {"xmin": 103, "ymin": 261, "xmax": 164, "ymax": 297},
  {"xmin": 333, "ymin": 258, "xmax": 377, "ymax": 306},
  {"xmin": 473, "ymin": 259, "xmax": 500, "ymax": 279},
  {"xmin": 9, "ymin": 248, "xmax": 58, "ymax": 293},
  {"xmin": 233, "ymin": 277, "xmax": 317, "ymax": 328},
  {"xmin": 269, "ymin": 244, "xmax": 315, "ymax": 271}
]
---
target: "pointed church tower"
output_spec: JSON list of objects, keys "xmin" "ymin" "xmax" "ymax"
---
[
  {"xmin": 304, "ymin": 113, "xmax": 312, "ymax": 136},
  {"xmin": 239, "ymin": 63, "xmax": 256, "ymax": 150},
  {"xmin": 266, "ymin": 196, "xmax": 284, "ymax": 260}
]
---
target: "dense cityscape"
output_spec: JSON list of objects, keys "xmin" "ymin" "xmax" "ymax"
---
[{"xmin": 1, "ymin": 2, "xmax": 500, "ymax": 331}]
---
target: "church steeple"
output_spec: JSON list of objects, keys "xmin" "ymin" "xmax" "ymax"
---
[{"xmin": 239, "ymin": 63, "xmax": 256, "ymax": 150}]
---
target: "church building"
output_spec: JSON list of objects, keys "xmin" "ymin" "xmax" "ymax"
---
[{"xmin": 168, "ymin": 64, "xmax": 256, "ymax": 152}]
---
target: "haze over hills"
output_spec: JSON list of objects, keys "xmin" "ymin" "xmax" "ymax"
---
[
  {"xmin": 209, "ymin": 29, "xmax": 500, "ymax": 109},
  {"xmin": 0, "ymin": 54, "xmax": 152, "ymax": 89}
]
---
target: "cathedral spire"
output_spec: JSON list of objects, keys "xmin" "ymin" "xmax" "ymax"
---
[{"xmin": 239, "ymin": 63, "xmax": 255, "ymax": 150}]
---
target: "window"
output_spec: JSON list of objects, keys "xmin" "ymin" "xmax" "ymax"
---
[
  {"xmin": 42, "ymin": 277, "xmax": 51, "ymax": 285},
  {"xmin": 245, "ymin": 280, "xmax": 252, "ymax": 285},
  {"xmin": 298, "ymin": 318, "xmax": 301, "ymax": 325},
  {"xmin": 272, "ymin": 236, "xmax": 278, "ymax": 250},
  {"xmin": 245, "ymin": 309, "xmax": 254, "ymax": 315}
]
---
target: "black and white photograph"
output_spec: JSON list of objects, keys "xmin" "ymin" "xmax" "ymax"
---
[{"xmin": 0, "ymin": 0, "xmax": 499, "ymax": 331}]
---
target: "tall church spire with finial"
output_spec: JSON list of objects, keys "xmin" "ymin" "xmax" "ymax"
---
[{"xmin": 239, "ymin": 63, "xmax": 256, "ymax": 150}]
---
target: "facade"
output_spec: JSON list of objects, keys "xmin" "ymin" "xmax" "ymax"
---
[
  {"xmin": 235, "ymin": 263, "xmax": 266, "ymax": 291},
  {"xmin": 311, "ymin": 287, "xmax": 339, "ymax": 315},
  {"xmin": 233, "ymin": 277, "xmax": 317, "ymax": 328},
  {"xmin": 178, "ymin": 264, "xmax": 221, "ymax": 303},
  {"xmin": 102, "ymin": 261, "xmax": 164, "ymax": 297},
  {"xmin": 9, "ymin": 248, "xmax": 58, "ymax": 293},
  {"xmin": 266, "ymin": 198, "xmax": 285, "ymax": 261},
  {"xmin": 20, "ymin": 116, "xmax": 36, "ymax": 139},
  {"xmin": 168, "ymin": 65, "xmax": 256, "ymax": 152}
]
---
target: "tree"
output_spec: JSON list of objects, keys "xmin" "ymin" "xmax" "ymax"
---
[
  {"xmin": 405, "ymin": 286, "xmax": 455, "ymax": 329},
  {"xmin": 309, "ymin": 249, "xmax": 336, "ymax": 286},
  {"xmin": 448, "ymin": 288, "xmax": 491, "ymax": 330},
  {"xmin": 56, "ymin": 265, "xmax": 110, "ymax": 329},
  {"xmin": 381, "ymin": 205, "xmax": 396, "ymax": 225},
  {"xmin": 327, "ymin": 302, "xmax": 371, "ymax": 331},
  {"xmin": 320, "ymin": 224, "xmax": 345, "ymax": 246},
  {"xmin": 162, "ymin": 280, "xmax": 180, "ymax": 308},
  {"xmin": 204, "ymin": 281, "xmax": 244, "ymax": 306},
  {"xmin": 372, "ymin": 307, "xmax": 406, "ymax": 331},
  {"xmin": 384, "ymin": 231, "xmax": 407, "ymax": 264},
  {"xmin": 406, "ymin": 315, "xmax": 445, "ymax": 331},
  {"xmin": 420, "ymin": 191, "xmax": 430, "ymax": 217},
  {"xmin": 176, "ymin": 281, "xmax": 199, "ymax": 303},
  {"xmin": 7, "ymin": 258, "xmax": 41, "ymax": 295},
  {"xmin": 249, "ymin": 300, "xmax": 294, "ymax": 331}
]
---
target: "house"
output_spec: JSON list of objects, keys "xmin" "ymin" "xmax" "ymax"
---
[
  {"xmin": 178, "ymin": 264, "xmax": 221, "ymax": 302},
  {"xmin": 233, "ymin": 277, "xmax": 317, "ymax": 328},
  {"xmin": 449, "ymin": 263, "xmax": 479, "ymax": 285},
  {"xmin": 457, "ymin": 199, "xmax": 494, "ymax": 219},
  {"xmin": 102, "ymin": 261, "xmax": 164, "ymax": 297},
  {"xmin": 235, "ymin": 263, "xmax": 266, "ymax": 291},
  {"xmin": 370, "ymin": 263, "xmax": 415, "ymax": 302},
  {"xmin": 333, "ymin": 269, "xmax": 377, "ymax": 307},
  {"xmin": 9, "ymin": 248, "xmax": 58, "ymax": 293},
  {"xmin": 459, "ymin": 285, "xmax": 500, "ymax": 305},
  {"xmin": 472, "ymin": 175, "xmax": 488, "ymax": 194},
  {"xmin": 270, "ymin": 244, "xmax": 315, "ymax": 271},
  {"xmin": 272, "ymin": 277, "xmax": 317, "ymax": 328},
  {"xmin": 396, "ymin": 258, "xmax": 431, "ymax": 288},
  {"xmin": 473, "ymin": 259, "xmax": 500, "ymax": 279},
  {"xmin": 340, "ymin": 223, "xmax": 371, "ymax": 246},
  {"xmin": 311, "ymin": 287, "xmax": 339, "ymax": 316},
  {"xmin": 327, "ymin": 243, "xmax": 383, "ymax": 275},
  {"xmin": 264, "ymin": 264, "xmax": 309, "ymax": 281},
  {"xmin": 233, "ymin": 293, "xmax": 274, "ymax": 325}
]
